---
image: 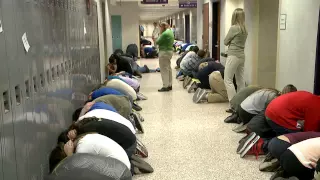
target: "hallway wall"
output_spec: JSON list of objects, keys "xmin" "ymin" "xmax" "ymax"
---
[
  {"xmin": 276, "ymin": 0, "xmax": 320, "ymax": 91},
  {"xmin": 140, "ymin": 21, "xmax": 155, "ymax": 38},
  {"xmin": 109, "ymin": 2, "xmax": 140, "ymax": 52}
]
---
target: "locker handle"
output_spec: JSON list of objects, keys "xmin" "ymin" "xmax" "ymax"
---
[
  {"xmin": 2, "ymin": 90, "xmax": 10, "ymax": 113},
  {"xmin": 14, "ymin": 85, "xmax": 21, "ymax": 106},
  {"xmin": 33, "ymin": 76, "xmax": 38, "ymax": 93},
  {"xmin": 25, "ymin": 80, "xmax": 30, "ymax": 99}
]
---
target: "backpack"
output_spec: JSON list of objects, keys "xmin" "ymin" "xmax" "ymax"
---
[{"xmin": 126, "ymin": 44, "xmax": 138, "ymax": 59}]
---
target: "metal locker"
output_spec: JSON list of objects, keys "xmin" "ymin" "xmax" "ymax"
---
[{"xmin": 0, "ymin": 0, "xmax": 19, "ymax": 179}]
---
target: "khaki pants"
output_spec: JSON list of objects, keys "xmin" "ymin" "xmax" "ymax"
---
[
  {"xmin": 159, "ymin": 51, "xmax": 173, "ymax": 87},
  {"xmin": 207, "ymin": 71, "xmax": 228, "ymax": 103},
  {"xmin": 224, "ymin": 55, "xmax": 245, "ymax": 101}
]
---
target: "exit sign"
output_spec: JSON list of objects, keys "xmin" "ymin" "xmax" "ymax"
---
[{"xmin": 142, "ymin": 0, "xmax": 168, "ymax": 4}]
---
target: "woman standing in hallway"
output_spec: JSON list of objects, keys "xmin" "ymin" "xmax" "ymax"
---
[
  {"xmin": 156, "ymin": 22, "xmax": 175, "ymax": 92},
  {"xmin": 224, "ymin": 8, "xmax": 248, "ymax": 106}
]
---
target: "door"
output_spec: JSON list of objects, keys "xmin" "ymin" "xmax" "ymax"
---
[
  {"xmin": 314, "ymin": 9, "xmax": 320, "ymax": 95},
  {"xmin": 111, "ymin": 15, "xmax": 122, "ymax": 50},
  {"xmin": 185, "ymin": 14, "xmax": 190, "ymax": 43},
  {"xmin": 203, "ymin": 3, "xmax": 209, "ymax": 51},
  {"xmin": 212, "ymin": 1, "xmax": 220, "ymax": 60}
]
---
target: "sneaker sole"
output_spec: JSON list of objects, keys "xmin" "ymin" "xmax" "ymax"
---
[
  {"xmin": 193, "ymin": 88, "xmax": 202, "ymax": 103},
  {"xmin": 240, "ymin": 135, "xmax": 260, "ymax": 158},
  {"xmin": 237, "ymin": 132, "xmax": 256, "ymax": 154},
  {"xmin": 195, "ymin": 89, "xmax": 206, "ymax": 104},
  {"xmin": 187, "ymin": 81, "xmax": 196, "ymax": 93},
  {"xmin": 183, "ymin": 77, "xmax": 192, "ymax": 89}
]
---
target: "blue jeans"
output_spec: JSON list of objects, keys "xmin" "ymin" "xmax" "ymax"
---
[{"xmin": 262, "ymin": 117, "xmax": 300, "ymax": 153}]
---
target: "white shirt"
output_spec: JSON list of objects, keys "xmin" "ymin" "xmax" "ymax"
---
[
  {"xmin": 76, "ymin": 134, "xmax": 131, "ymax": 169},
  {"xmin": 78, "ymin": 109, "xmax": 136, "ymax": 134},
  {"xmin": 152, "ymin": 27, "xmax": 160, "ymax": 39},
  {"xmin": 240, "ymin": 89, "xmax": 277, "ymax": 114}
]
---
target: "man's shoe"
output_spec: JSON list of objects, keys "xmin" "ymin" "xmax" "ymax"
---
[
  {"xmin": 270, "ymin": 168, "xmax": 290, "ymax": 180},
  {"xmin": 193, "ymin": 88, "xmax": 202, "ymax": 103},
  {"xmin": 232, "ymin": 122, "xmax": 248, "ymax": 133},
  {"xmin": 183, "ymin": 76, "xmax": 192, "ymax": 89},
  {"xmin": 226, "ymin": 108, "xmax": 234, "ymax": 113},
  {"xmin": 158, "ymin": 87, "xmax": 170, "ymax": 92},
  {"xmin": 240, "ymin": 136, "xmax": 265, "ymax": 158},
  {"xmin": 224, "ymin": 113, "xmax": 238, "ymax": 123},
  {"xmin": 194, "ymin": 89, "xmax": 207, "ymax": 103},
  {"xmin": 187, "ymin": 81, "xmax": 198, "ymax": 93},
  {"xmin": 237, "ymin": 132, "xmax": 257, "ymax": 154},
  {"xmin": 133, "ymin": 103, "xmax": 142, "ymax": 111},
  {"xmin": 259, "ymin": 158, "xmax": 280, "ymax": 172},
  {"xmin": 168, "ymin": 86, "xmax": 172, "ymax": 91}
]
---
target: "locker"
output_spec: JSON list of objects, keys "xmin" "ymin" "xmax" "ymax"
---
[
  {"xmin": 0, "ymin": 0, "xmax": 19, "ymax": 180},
  {"xmin": 0, "ymin": 0, "xmax": 100, "ymax": 178}
]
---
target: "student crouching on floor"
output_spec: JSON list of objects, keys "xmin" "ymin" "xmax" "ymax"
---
[
  {"xmin": 237, "ymin": 90, "xmax": 320, "ymax": 163},
  {"xmin": 180, "ymin": 50, "xmax": 207, "ymax": 77},
  {"xmin": 192, "ymin": 61, "xmax": 237, "ymax": 104}
]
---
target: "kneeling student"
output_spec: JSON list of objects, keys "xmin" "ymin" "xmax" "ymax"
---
[{"xmin": 49, "ymin": 133, "xmax": 131, "ymax": 173}]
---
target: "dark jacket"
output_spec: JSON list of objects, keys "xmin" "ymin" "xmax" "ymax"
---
[{"xmin": 196, "ymin": 62, "xmax": 224, "ymax": 89}]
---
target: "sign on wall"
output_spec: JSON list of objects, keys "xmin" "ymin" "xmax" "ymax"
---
[
  {"xmin": 142, "ymin": 0, "xmax": 168, "ymax": 4},
  {"xmin": 179, "ymin": 0, "xmax": 197, "ymax": 8},
  {"xmin": 280, "ymin": 14, "xmax": 287, "ymax": 30}
]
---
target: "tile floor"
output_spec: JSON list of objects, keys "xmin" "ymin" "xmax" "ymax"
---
[{"xmin": 134, "ymin": 55, "xmax": 272, "ymax": 180}]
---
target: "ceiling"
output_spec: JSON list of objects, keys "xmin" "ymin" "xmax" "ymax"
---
[{"xmin": 115, "ymin": 0, "xmax": 185, "ymax": 21}]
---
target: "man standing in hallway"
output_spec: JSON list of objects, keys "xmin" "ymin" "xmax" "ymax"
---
[
  {"xmin": 156, "ymin": 22, "xmax": 174, "ymax": 92},
  {"xmin": 152, "ymin": 22, "xmax": 160, "ymax": 46}
]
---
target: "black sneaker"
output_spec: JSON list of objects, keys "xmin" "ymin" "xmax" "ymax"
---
[
  {"xmin": 168, "ymin": 86, "xmax": 172, "ymax": 91},
  {"xmin": 133, "ymin": 103, "xmax": 142, "ymax": 111},
  {"xmin": 158, "ymin": 87, "xmax": 170, "ymax": 92},
  {"xmin": 237, "ymin": 132, "xmax": 257, "ymax": 154},
  {"xmin": 224, "ymin": 113, "xmax": 238, "ymax": 123},
  {"xmin": 270, "ymin": 167, "xmax": 290, "ymax": 180},
  {"xmin": 226, "ymin": 108, "xmax": 234, "ymax": 113}
]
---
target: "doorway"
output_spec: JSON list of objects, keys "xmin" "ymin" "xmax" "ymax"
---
[
  {"xmin": 314, "ymin": 10, "xmax": 320, "ymax": 95},
  {"xmin": 111, "ymin": 15, "xmax": 122, "ymax": 50},
  {"xmin": 203, "ymin": 3, "xmax": 209, "ymax": 51},
  {"xmin": 185, "ymin": 14, "xmax": 190, "ymax": 43},
  {"xmin": 211, "ymin": 1, "xmax": 220, "ymax": 60}
]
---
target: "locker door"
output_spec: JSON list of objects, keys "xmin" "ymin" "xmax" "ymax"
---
[
  {"xmin": 111, "ymin": 15, "xmax": 122, "ymax": 50},
  {"xmin": 0, "ymin": 0, "xmax": 19, "ymax": 180}
]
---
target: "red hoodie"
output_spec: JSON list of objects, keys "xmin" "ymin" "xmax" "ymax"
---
[{"xmin": 265, "ymin": 91, "xmax": 320, "ymax": 131}]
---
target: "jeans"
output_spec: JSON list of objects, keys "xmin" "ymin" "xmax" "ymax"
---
[
  {"xmin": 138, "ymin": 65, "xmax": 156, "ymax": 73},
  {"xmin": 268, "ymin": 138, "xmax": 291, "ymax": 160},
  {"xmin": 262, "ymin": 118, "xmax": 299, "ymax": 153}
]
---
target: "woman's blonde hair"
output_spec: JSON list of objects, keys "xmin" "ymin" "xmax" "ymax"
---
[{"xmin": 231, "ymin": 8, "xmax": 247, "ymax": 34}]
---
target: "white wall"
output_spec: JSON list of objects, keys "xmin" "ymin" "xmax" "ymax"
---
[
  {"xmin": 105, "ymin": 1, "xmax": 113, "ymax": 64},
  {"xmin": 109, "ymin": 2, "xmax": 140, "ymax": 52},
  {"xmin": 276, "ymin": 0, "xmax": 320, "ymax": 91},
  {"xmin": 243, "ymin": 0, "xmax": 259, "ymax": 85},
  {"xmin": 96, "ymin": 0, "xmax": 106, "ymax": 82},
  {"xmin": 140, "ymin": 21, "xmax": 155, "ymax": 38},
  {"xmin": 197, "ymin": 0, "xmax": 204, "ymax": 49}
]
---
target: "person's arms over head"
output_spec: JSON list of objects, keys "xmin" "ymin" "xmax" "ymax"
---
[
  {"xmin": 64, "ymin": 140, "xmax": 75, "ymax": 156},
  {"xmin": 224, "ymin": 25, "xmax": 239, "ymax": 46}
]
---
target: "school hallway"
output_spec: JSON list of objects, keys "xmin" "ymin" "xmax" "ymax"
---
[{"xmin": 134, "ymin": 55, "xmax": 271, "ymax": 180}]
